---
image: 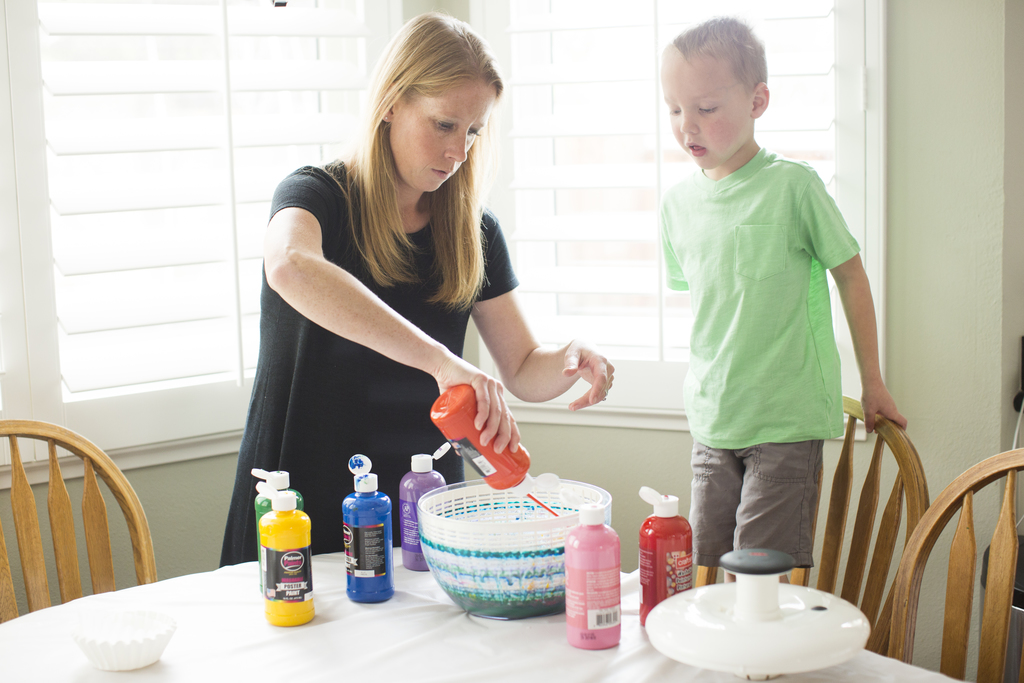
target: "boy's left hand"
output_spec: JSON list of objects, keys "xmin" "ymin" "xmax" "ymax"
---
[
  {"xmin": 861, "ymin": 382, "xmax": 907, "ymax": 433},
  {"xmin": 562, "ymin": 340, "xmax": 615, "ymax": 411}
]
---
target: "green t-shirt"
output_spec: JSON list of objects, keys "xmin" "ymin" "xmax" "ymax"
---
[{"xmin": 660, "ymin": 148, "xmax": 860, "ymax": 448}]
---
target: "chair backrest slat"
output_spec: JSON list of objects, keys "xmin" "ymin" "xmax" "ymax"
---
[
  {"xmin": 0, "ymin": 420, "xmax": 157, "ymax": 623},
  {"xmin": 82, "ymin": 459, "xmax": 116, "ymax": 594},
  {"xmin": 695, "ymin": 565, "xmax": 718, "ymax": 587},
  {"xmin": 0, "ymin": 516, "xmax": 16, "ymax": 622},
  {"xmin": 863, "ymin": 475, "xmax": 904, "ymax": 626},
  {"xmin": 817, "ymin": 415, "xmax": 857, "ymax": 594},
  {"xmin": 867, "ymin": 580, "xmax": 896, "ymax": 655},
  {"xmin": 891, "ymin": 452, "xmax": 1024, "ymax": 681},
  {"xmin": 940, "ymin": 491, "xmax": 976, "ymax": 679},
  {"xmin": 841, "ymin": 436, "xmax": 885, "ymax": 604},
  {"xmin": 977, "ymin": 473, "xmax": 1018, "ymax": 683},
  {"xmin": 8, "ymin": 436, "xmax": 50, "ymax": 612},
  {"xmin": 46, "ymin": 441, "xmax": 83, "ymax": 604}
]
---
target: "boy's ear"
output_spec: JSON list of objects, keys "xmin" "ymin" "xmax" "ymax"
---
[{"xmin": 751, "ymin": 83, "xmax": 769, "ymax": 119}]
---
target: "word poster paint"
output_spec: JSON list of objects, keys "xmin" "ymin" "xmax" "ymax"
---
[{"xmin": 262, "ymin": 546, "xmax": 313, "ymax": 603}]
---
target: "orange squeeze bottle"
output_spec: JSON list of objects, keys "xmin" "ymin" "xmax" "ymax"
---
[{"xmin": 430, "ymin": 384, "xmax": 531, "ymax": 491}]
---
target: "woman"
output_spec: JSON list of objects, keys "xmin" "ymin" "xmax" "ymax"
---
[{"xmin": 220, "ymin": 13, "xmax": 614, "ymax": 564}]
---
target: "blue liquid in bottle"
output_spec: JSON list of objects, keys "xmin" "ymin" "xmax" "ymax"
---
[{"xmin": 343, "ymin": 456, "xmax": 395, "ymax": 603}]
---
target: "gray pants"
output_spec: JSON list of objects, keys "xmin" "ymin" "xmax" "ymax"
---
[{"xmin": 689, "ymin": 440, "xmax": 823, "ymax": 567}]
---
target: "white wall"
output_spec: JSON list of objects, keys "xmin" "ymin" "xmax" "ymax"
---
[{"xmin": 884, "ymin": 0, "xmax": 1020, "ymax": 674}]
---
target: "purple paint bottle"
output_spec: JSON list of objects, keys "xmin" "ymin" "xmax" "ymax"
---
[{"xmin": 399, "ymin": 453, "xmax": 446, "ymax": 571}]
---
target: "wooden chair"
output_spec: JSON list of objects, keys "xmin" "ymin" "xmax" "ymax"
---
[
  {"xmin": 694, "ymin": 396, "xmax": 930, "ymax": 655},
  {"xmin": 889, "ymin": 448, "xmax": 1024, "ymax": 682},
  {"xmin": 0, "ymin": 420, "xmax": 156, "ymax": 623}
]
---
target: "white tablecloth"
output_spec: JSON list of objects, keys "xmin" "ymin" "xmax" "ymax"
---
[{"xmin": 0, "ymin": 553, "xmax": 953, "ymax": 682}]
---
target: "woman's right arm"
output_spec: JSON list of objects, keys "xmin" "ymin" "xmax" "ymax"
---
[{"xmin": 263, "ymin": 207, "xmax": 520, "ymax": 452}]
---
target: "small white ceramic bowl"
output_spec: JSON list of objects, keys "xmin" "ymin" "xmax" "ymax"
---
[{"xmin": 72, "ymin": 608, "xmax": 176, "ymax": 671}]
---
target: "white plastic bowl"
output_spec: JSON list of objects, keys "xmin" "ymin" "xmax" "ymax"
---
[
  {"xmin": 417, "ymin": 479, "xmax": 611, "ymax": 619},
  {"xmin": 72, "ymin": 608, "xmax": 176, "ymax": 671}
]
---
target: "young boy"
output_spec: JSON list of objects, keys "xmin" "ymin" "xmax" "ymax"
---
[{"xmin": 659, "ymin": 17, "xmax": 907, "ymax": 573}]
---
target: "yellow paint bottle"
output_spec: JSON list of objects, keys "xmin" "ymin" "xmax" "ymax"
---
[{"xmin": 258, "ymin": 485, "xmax": 314, "ymax": 626}]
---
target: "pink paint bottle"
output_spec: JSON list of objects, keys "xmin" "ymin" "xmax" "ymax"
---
[{"xmin": 565, "ymin": 503, "xmax": 621, "ymax": 650}]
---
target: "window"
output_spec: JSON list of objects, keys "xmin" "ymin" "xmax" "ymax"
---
[
  {"xmin": 0, "ymin": 0, "xmax": 402, "ymax": 465},
  {"xmin": 471, "ymin": 0, "xmax": 886, "ymax": 428}
]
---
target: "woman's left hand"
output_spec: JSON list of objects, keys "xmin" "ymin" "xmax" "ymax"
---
[{"xmin": 562, "ymin": 340, "xmax": 615, "ymax": 411}]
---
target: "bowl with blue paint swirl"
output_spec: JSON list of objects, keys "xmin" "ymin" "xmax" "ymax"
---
[{"xmin": 417, "ymin": 479, "xmax": 612, "ymax": 619}]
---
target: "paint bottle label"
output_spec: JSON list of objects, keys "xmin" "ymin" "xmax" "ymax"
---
[
  {"xmin": 566, "ymin": 566, "xmax": 621, "ymax": 630},
  {"xmin": 255, "ymin": 489, "xmax": 303, "ymax": 592},
  {"xmin": 344, "ymin": 522, "xmax": 388, "ymax": 578},
  {"xmin": 667, "ymin": 549, "xmax": 693, "ymax": 594},
  {"xmin": 400, "ymin": 500, "xmax": 421, "ymax": 549},
  {"xmin": 639, "ymin": 547, "xmax": 692, "ymax": 604},
  {"xmin": 262, "ymin": 546, "xmax": 313, "ymax": 603},
  {"xmin": 449, "ymin": 437, "xmax": 497, "ymax": 477}
]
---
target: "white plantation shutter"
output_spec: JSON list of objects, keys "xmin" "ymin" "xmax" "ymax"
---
[
  {"xmin": 0, "ymin": 0, "xmax": 399, "ymax": 461},
  {"xmin": 473, "ymin": 0, "xmax": 884, "ymax": 426}
]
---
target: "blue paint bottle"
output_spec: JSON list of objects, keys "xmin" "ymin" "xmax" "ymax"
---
[{"xmin": 343, "ymin": 455, "xmax": 395, "ymax": 603}]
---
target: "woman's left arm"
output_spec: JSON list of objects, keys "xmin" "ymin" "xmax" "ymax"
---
[{"xmin": 472, "ymin": 290, "xmax": 614, "ymax": 411}]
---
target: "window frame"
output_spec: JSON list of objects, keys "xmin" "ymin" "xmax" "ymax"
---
[
  {"xmin": 469, "ymin": 0, "xmax": 887, "ymax": 431},
  {"xmin": 0, "ymin": 0, "xmax": 405, "ymax": 474}
]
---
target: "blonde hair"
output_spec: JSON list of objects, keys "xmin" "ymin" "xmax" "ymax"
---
[
  {"xmin": 327, "ymin": 12, "xmax": 503, "ymax": 310},
  {"xmin": 671, "ymin": 16, "xmax": 767, "ymax": 90}
]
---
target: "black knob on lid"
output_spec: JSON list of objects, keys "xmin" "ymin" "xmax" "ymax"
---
[{"xmin": 719, "ymin": 549, "xmax": 795, "ymax": 576}]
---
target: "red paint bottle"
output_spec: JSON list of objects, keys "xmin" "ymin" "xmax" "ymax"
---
[
  {"xmin": 638, "ymin": 486, "xmax": 693, "ymax": 626},
  {"xmin": 430, "ymin": 384, "xmax": 531, "ymax": 491}
]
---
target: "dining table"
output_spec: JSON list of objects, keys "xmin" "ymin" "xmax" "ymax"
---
[{"xmin": 0, "ymin": 552, "xmax": 954, "ymax": 682}]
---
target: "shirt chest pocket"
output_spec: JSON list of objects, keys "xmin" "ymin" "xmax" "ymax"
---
[{"xmin": 734, "ymin": 224, "xmax": 788, "ymax": 281}]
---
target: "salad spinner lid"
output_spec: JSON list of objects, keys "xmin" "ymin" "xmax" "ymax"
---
[{"xmin": 646, "ymin": 549, "xmax": 870, "ymax": 680}]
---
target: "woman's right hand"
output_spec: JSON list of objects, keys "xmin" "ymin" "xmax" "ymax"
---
[{"xmin": 433, "ymin": 356, "xmax": 521, "ymax": 454}]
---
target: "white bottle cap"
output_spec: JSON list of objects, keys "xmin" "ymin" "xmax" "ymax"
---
[
  {"xmin": 508, "ymin": 472, "xmax": 535, "ymax": 495},
  {"xmin": 272, "ymin": 490, "xmax": 297, "ymax": 512},
  {"xmin": 348, "ymin": 454, "xmax": 372, "ymax": 476},
  {"xmin": 579, "ymin": 503, "xmax": 605, "ymax": 526},
  {"xmin": 411, "ymin": 454, "xmax": 433, "ymax": 473},
  {"xmin": 252, "ymin": 468, "xmax": 290, "ymax": 490},
  {"xmin": 355, "ymin": 473, "xmax": 378, "ymax": 493},
  {"xmin": 639, "ymin": 486, "xmax": 680, "ymax": 518}
]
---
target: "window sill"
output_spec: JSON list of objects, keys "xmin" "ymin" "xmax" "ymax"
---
[
  {"xmin": 507, "ymin": 400, "xmax": 866, "ymax": 442},
  {"xmin": 506, "ymin": 400, "xmax": 690, "ymax": 432}
]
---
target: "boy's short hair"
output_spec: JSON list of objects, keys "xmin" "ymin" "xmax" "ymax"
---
[{"xmin": 671, "ymin": 17, "xmax": 767, "ymax": 90}]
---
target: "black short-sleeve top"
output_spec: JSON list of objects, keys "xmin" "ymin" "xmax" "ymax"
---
[{"xmin": 220, "ymin": 166, "xmax": 518, "ymax": 564}]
